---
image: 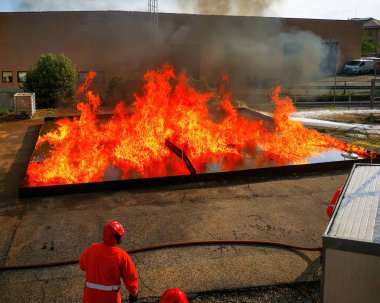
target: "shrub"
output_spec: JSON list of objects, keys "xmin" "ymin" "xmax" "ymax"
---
[
  {"xmin": 0, "ymin": 108, "xmax": 13, "ymax": 116},
  {"xmin": 24, "ymin": 53, "xmax": 77, "ymax": 108}
]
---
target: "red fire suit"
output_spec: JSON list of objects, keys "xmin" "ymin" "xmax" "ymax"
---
[{"xmin": 80, "ymin": 243, "xmax": 138, "ymax": 303}]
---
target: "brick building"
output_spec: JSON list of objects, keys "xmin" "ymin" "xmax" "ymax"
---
[
  {"xmin": 364, "ymin": 18, "xmax": 380, "ymax": 55},
  {"xmin": 0, "ymin": 11, "xmax": 363, "ymax": 107}
]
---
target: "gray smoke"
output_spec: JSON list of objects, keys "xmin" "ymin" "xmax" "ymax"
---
[
  {"xmin": 14, "ymin": 0, "xmax": 107, "ymax": 11},
  {"xmin": 166, "ymin": 17, "xmax": 326, "ymax": 83},
  {"xmin": 160, "ymin": 15, "xmax": 331, "ymax": 110},
  {"xmin": 6, "ymin": 2, "xmax": 331, "ymax": 110},
  {"xmin": 11, "ymin": 0, "xmax": 140, "ymax": 11},
  {"xmin": 179, "ymin": 0, "xmax": 281, "ymax": 16},
  {"xmin": 12, "ymin": 0, "xmax": 280, "ymax": 15}
]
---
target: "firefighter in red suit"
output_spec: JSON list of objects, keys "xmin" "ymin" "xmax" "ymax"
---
[
  {"xmin": 80, "ymin": 221, "xmax": 139, "ymax": 303},
  {"xmin": 160, "ymin": 288, "xmax": 189, "ymax": 303}
]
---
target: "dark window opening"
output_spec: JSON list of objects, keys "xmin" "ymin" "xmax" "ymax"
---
[
  {"xmin": 2, "ymin": 71, "xmax": 13, "ymax": 83},
  {"xmin": 17, "ymin": 71, "xmax": 27, "ymax": 83},
  {"xmin": 320, "ymin": 41, "xmax": 338, "ymax": 76}
]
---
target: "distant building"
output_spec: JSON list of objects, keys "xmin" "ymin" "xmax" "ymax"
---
[
  {"xmin": 364, "ymin": 19, "xmax": 380, "ymax": 55},
  {"xmin": 350, "ymin": 17, "xmax": 380, "ymax": 56},
  {"xmin": 0, "ymin": 11, "xmax": 363, "ymax": 107}
]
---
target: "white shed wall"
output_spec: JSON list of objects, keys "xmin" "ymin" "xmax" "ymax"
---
[{"xmin": 323, "ymin": 248, "xmax": 380, "ymax": 303}]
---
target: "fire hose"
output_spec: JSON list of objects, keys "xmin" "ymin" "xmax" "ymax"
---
[{"xmin": 0, "ymin": 239, "xmax": 322, "ymax": 271}]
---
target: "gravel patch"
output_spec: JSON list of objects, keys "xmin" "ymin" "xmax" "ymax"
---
[{"xmin": 139, "ymin": 281, "xmax": 321, "ymax": 303}]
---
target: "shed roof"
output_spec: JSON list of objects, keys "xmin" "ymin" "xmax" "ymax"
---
[
  {"xmin": 325, "ymin": 164, "xmax": 380, "ymax": 244},
  {"xmin": 364, "ymin": 19, "xmax": 380, "ymax": 28}
]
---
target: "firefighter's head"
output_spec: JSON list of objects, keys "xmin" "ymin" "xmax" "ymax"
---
[
  {"xmin": 102, "ymin": 221, "xmax": 125, "ymax": 246},
  {"xmin": 159, "ymin": 288, "xmax": 189, "ymax": 303}
]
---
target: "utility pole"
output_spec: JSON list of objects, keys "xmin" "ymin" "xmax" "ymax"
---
[
  {"xmin": 148, "ymin": 0, "xmax": 159, "ymax": 67},
  {"xmin": 370, "ymin": 59, "xmax": 379, "ymax": 109},
  {"xmin": 148, "ymin": 0, "xmax": 158, "ymax": 31}
]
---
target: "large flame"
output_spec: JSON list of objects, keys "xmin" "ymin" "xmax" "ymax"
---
[{"xmin": 26, "ymin": 65, "xmax": 376, "ymax": 187}]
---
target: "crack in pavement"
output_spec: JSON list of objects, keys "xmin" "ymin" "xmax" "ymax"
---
[{"xmin": 2, "ymin": 219, "xmax": 22, "ymax": 267}]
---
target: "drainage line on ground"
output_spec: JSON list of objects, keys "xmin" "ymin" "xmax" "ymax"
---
[{"xmin": 0, "ymin": 240, "xmax": 323, "ymax": 272}]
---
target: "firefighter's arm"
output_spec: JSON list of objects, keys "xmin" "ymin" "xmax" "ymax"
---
[
  {"xmin": 121, "ymin": 253, "xmax": 139, "ymax": 296},
  {"xmin": 79, "ymin": 247, "xmax": 88, "ymax": 271}
]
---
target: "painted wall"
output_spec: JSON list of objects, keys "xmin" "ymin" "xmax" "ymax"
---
[
  {"xmin": 0, "ymin": 11, "xmax": 362, "ymax": 97},
  {"xmin": 324, "ymin": 248, "xmax": 380, "ymax": 303}
]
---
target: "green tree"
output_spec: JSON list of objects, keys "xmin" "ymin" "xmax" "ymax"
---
[
  {"xmin": 361, "ymin": 34, "xmax": 375, "ymax": 57},
  {"xmin": 24, "ymin": 53, "xmax": 77, "ymax": 108}
]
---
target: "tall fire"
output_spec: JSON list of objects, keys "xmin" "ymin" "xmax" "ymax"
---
[{"xmin": 25, "ymin": 65, "xmax": 376, "ymax": 187}]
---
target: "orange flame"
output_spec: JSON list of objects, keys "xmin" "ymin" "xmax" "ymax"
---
[{"xmin": 25, "ymin": 65, "xmax": 376, "ymax": 187}]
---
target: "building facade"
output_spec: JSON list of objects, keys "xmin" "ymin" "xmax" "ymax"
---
[
  {"xmin": 0, "ymin": 11, "xmax": 363, "ymax": 106},
  {"xmin": 364, "ymin": 18, "xmax": 380, "ymax": 55}
]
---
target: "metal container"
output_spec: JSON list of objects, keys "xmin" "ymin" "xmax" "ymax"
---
[
  {"xmin": 14, "ymin": 92, "xmax": 36, "ymax": 117},
  {"xmin": 322, "ymin": 163, "xmax": 380, "ymax": 303}
]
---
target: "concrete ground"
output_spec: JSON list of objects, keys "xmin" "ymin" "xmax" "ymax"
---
[{"xmin": 0, "ymin": 118, "xmax": 350, "ymax": 302}]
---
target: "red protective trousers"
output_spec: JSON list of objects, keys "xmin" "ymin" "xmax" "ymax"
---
[{"xmin": 80, "ymin": 243, "xmax": 138, "ymax": 303}]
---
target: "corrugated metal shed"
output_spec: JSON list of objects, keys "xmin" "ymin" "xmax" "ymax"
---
[
  {"xmin": 323, "ymin": 163, "xmax": 380, "ymax": 303},
  {"xmin": 326, "ymin": 164, "xmax": 380, "ymax": 244}
]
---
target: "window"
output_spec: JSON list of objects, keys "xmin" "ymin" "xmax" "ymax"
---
[
  {"xmin": 320, "ymin": 41, "xmax": 338, "ymax": 76},
  {"xmin": 2, "ymin": 71, "xmax": 13, "ymax": 83},
  {"xmin": 17, "ymin": 71, "xmax": 27, "ymax": 83}
]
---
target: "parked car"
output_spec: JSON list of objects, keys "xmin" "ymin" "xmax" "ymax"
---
[{"xmin": 343, "ymin": 59, "xmax": 374, "ymax": 74}]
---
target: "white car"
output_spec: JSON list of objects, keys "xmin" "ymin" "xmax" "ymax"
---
[{"xmin": 343, "ymin": 59, "xmax": 374, "ymax": 74}]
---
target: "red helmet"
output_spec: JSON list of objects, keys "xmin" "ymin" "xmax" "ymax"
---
[
  {"xmin": 102, "ymin": 221, "xmax": 125, "ymax": 246},
  {"xmin": 160, "ymin": 288, "xmax": 189, "ymax": 303}
]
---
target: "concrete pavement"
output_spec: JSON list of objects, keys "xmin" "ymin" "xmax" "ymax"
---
[{"xmin": 0, "ymin": 119, "xmax": 349, "ymax": 302}]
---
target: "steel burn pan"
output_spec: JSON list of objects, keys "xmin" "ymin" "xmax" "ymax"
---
[
  {"xmin": 19, "ymin": 158, "xmax": 380, "ymax": 198},
  {"xmin": 19, "ymin": 116, "xmax": 380, "ymax": 198}
]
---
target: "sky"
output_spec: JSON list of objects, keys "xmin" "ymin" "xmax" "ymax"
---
[{"xmin": 0, "ymin": 0, "xmax": 379, "ymax": 20}]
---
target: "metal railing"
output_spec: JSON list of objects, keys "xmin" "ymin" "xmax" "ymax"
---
[{"xmin": 283, "ymin": 79, "xmax": 380, "ymax": 108}]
